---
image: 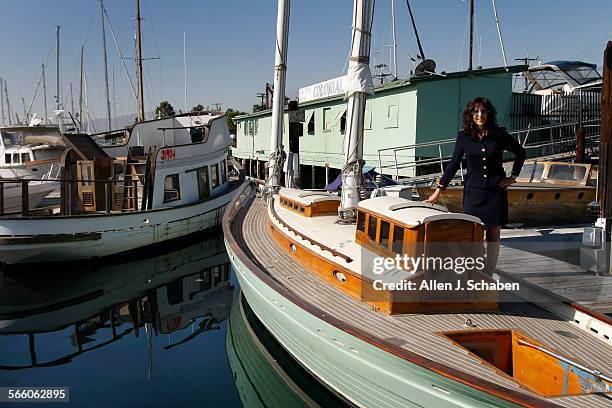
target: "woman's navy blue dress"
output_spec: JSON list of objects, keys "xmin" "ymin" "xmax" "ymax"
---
[{"xmin": 438, "ymin": 127, "xmax": 526, "ymax": 227}]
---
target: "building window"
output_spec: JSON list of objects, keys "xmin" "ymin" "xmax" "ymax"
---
[
  {"xmin": 323, "ymin": 108, "xmax": 332, "ymax": 131},
  {"xmin": 163, "ymin": 174, "xmax": 181, "ymax": 202},
  {"xmin": 307, "ymin": 111, "xmax": 315, "ymax": 134},
  {"xmin": 220, "ymin": 159, "xmax": 227, "ymax": 183},
  {"xmin": 197, "ymin": 167, "xmax": 210, "ymax": 199},
  {"xmin": 211, "ymin": 163, "xmax": 220, "ymax": 188},
  {"xmin": 385, "ymin": 104, "xmax": 399, "ymax": 128},
  {"xmin": 340, "ymin": 110, "xmax": 347, "ymax": 134},
  {"xmin": 368, "ymin": 215, "xmax": 378, "ymax": 241}
]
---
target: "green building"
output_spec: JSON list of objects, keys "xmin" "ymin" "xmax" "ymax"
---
[{"xmin": 234, "ymin": 65, "xmax": 524, "ymax": 186}]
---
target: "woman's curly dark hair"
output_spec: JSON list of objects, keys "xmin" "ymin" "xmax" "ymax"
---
[{"xmin": 462, "ymin": 97, "xmax": 498, "ymax": 135}]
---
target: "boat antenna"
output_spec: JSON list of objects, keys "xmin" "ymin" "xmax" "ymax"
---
[
  {"xmin": 136, "ymin": 0, "xmax": 145, "ymax": 122},
  {"xmin": 100, "ymin": 0, "xmax": 112, "ymax": 131},
  {"xmin": 468, "ymin": 0, "xmax": 474, "ymax": 70},
  {"xmin": 266, "ymin": 0, "xmax": 290, "ymax": 190},
  {"xmin": 491, "ymin": 0, "xmax": 508, "ymax": 68},
  {"xmin": 405, "ymin": 0, "xmax": 425, "ymax": 60},
  {"xmin": 338, "ymin": 0, "xmax": 375, "ymax": 223}
]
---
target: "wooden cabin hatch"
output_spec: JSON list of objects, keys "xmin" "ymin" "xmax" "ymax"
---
[
  {"xmin": 278, "ymin": 189, "xmax": 340, "ymax": 217},
  {"xmin": 443, "ymin": 330, "xmax": 612, "ymax": 397}
]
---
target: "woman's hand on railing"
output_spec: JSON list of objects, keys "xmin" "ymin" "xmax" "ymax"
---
[{"xmin": 425, "ymin": 188, "xmax": 442, "ymax": 204}]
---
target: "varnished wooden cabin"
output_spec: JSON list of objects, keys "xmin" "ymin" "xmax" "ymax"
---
[{"xmin": 271, "ymin": 190, "xmax": 497, "ymax": 314}]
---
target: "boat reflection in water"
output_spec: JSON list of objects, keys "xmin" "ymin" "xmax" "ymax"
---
[
  {"xmin": 0, "ymin": 234, "xmax": 232, "ymax": 375},
  {"xmin": 226, "ymin": 289, "xmax": 348, "ymax": 408}
]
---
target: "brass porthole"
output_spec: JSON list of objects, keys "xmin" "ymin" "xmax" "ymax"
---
[
  {"xmin": 554, "ymin": 193, "xmax": 561, "ymax": 200},
  {"xmin": 526, "ymin": 192, "xmax": 534, "ymax": 200},
  {"xmin": 578, "ymin": 192, "xmax": 584, "ymax": 200}
]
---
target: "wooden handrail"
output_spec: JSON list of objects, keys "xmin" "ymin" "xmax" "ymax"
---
[{"xmin": 268, "ymin": 196, "xmax": 353, "ymax": 263}]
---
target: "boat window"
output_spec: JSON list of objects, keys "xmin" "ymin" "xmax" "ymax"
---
[
  {"xmin": 12, "ymin": 153, "xmax": 20, "ymax": 164},
  {"xmin": 392, "ymin": 226, "xmax": 404, "ymax": 254},
  {"xmin": 4, "ymin": 154, "xmax": 10, "ymax": 164},
  {"xmin": 368, "ymin": 215, "xmax": 378, "ymax": 241},
  {"xmin": 199, "ymin": 270, "xmax": 211, "ymax": 290},
  {"xmin": 298, "ymin": 206, "xmax": 304, "ymax": 213},
  {"xmin": 547, "ymin": 164, "xmax": 586, "ymax": 182},
  {"xmin": 163, "ymin": 174, "xmax": 181, "ymax": 202},
  {"xmin": 21, "ymin": 153, "xmax": 29, "ymax": 163},
  {"xmin": 220, "ymin": 159, "xmax": 227, "ymax": 183},
  {"xmin": 211, "ymin": 164, "xmax": 220, "ymax": 188},
  {"xmin": 197, "ymin": 167, "xmax": 210, "ymax": 199},
  {"xmin": 518, "ymin": 162, "xmax": 544, "ymax": 181},
  {"xmin": 307, "ymin": 111, "xmax": 315, "ymax": 134},
  {"xmin": 379, "ymin": 220, "xmax": 391, "ymax": 248},
  {"xmin": 190, "ymin": 127, "xmax": 204, "ymax": 143},
  {"xmin": 356, "ymin": 211, "xmax": 366, "ymax": 232},
  {"xmin": 340, "ymin": 111, "xmax": 347, "ymax": 134}
]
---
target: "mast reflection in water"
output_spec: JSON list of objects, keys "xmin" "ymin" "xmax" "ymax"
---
[{"xmin": 0, "ymin": 234, "xmax": 240, "ymax": 407}]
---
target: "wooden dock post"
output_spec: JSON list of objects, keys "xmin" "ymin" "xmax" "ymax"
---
[{"xmin": 598, "ymin": 41, "xmax": 612, "ymax": 274}]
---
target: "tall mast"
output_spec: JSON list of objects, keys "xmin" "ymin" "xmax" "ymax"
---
[
  {"xmin": 184, "ymin": 31, "xmax": 187, "ymax": 112},
  {"xmin": 136, "ymin": 0, "xmax": 145, "ymax": 122},
  {"xmin": 56, "ymin": 25, "xmax": 60, "ymax": 110},
  {"xmin": 338, "ymin": 0, "xmax": 375, "ymax": 222},
  {"xmin": 468, "ymin": 0, "xmax": 474, "ymax": 70},
  {"xmin": 100, "ymin": 0, "xmax": 112, "ymax": 131},
  {"xmin": 42, "ymin": 64, "xmax": 48, "ymax": 124},
  {"xmin": 0, "ymin": 77, "xmax": 4, "ymax": 126},
  {"xmin": 79, "ymin": 46, "xmax": 84, "ymax": 127},
  {"xmin": 391, "ymin": 0, "xmax": 398, "ymax": 79},
  {"xmin": 266, "ymin": 0, "xmax": 290, "ymax": 188},
  {"xmin": 491, "ymin": 0, "xmax": 508, "ymax": 68},
  {"xmin": 4, "ymin": 80, "xmax": 12, "ymax": 124},
  {"xmin": 405, "ymin": 0, "xmax": 425, "ymax": 59}
]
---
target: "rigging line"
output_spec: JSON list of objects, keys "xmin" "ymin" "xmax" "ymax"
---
[
  {"xmin": 458, "ymin": 1, "xmax": 470, "ymax": 71},
  {"xmin": 143, "ymin": 0, "xmax": 162, "ymax": 59},
  {"xmin": 104, "ymin": 8, "xmax": 138, "ymax": 103},
  {"xmin": 26, "ymin": 66, "xmax": 45, "ymax": 120}
]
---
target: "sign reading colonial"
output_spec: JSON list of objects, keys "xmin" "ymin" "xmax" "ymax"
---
[{"xmin": 298, "ymin": 76, "xmax": 348, "ymax": 103}]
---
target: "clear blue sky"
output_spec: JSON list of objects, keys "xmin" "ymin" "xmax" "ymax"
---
[{"xmin": 0, "ymin": 0, "xmax": 610, "ymax": 122}]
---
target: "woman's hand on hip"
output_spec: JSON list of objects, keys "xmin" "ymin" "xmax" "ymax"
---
[{"xmin": 499, "ymin": 177, "xmax": 516, "ymax": 190}]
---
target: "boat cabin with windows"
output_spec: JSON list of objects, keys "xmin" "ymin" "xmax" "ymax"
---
[{"xmin": 278, "ymin": 188, "xmax": 340, "ymax": 217}]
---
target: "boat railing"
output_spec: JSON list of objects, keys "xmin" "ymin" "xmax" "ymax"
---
[
  {"xmin": 377, "ymin": 118, "xmax": 600, "ymax": 184},
  {"xmin": 0, "ymin": 176, "xmax": 141, "ymax": 217}
]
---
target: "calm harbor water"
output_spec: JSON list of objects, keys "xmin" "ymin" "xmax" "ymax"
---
[{"xmin": 0, "ymin": 233, "xmax": 344, "ymax": 407}]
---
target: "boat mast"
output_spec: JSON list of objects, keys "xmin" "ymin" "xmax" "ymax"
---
[
  {"xmin": 79, "ymin": 46, "xmax": 84, "ymax": 128},
  {"xmin": 391, "ymin": 0, "xmax": 398, "ymax": 79},
  {"xmin": 4, "ymin": 80, "xmax": 13, "ymax": 124},
  {"xmin": 56, "ymin": 25, "xmax": 60, "ymax": 110},
  {"xmin": 184, "ymin": 31, "xmax": 187, "ymax": 112},
  {"xmin": 0, "ymin": 77, "xmax": 4, "ymax": 126},
  {"xmin": 100, "ymin": 0, "xmax": 112, "ymax": 131},
  {"xmin": 266, "ymin": 0, "xmax": 290, "ymax": 189},
  {"xmin": 42, "ymin": 64, "xmax": 48, "ymax": 124},
  {"xmin": 338, "ymin": 0, "xmax": 375, "ymax": 222},
  {"xmin": 136, "ymin": 0, "xmax": 145, "ymax": 122},
  {"xmin": 491, "ymin": 0, "xmax": 508, "ymax": 68},
  {"xmin": 405, "ymin": 0, "xmax": 425, "ymax": 59},
  {"xmin": 468, "ymin": 0, "xmax": 474, "ymax": 70}
]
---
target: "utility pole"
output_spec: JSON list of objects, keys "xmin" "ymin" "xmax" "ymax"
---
[
  {"xmin": 136, "ymin": 0, "xmax": 145, "ymax": 122},
  {"xmin": 56, "ymin": 25, "xmax": 60, "ymax": 110},
  {"xmin": 101, "ymin": 0, "xmax": 112, "ymax": 131},
  {"xmin": 598, "ymin": 41, "xmax": 612, "ymax": 274},
  {"xmin": 42, "ymin": 64, "xmax": 48, "ymax": 124},
  {"xmin": 468, "ymin": 0, "xmax": 474, "ymax": 71}
]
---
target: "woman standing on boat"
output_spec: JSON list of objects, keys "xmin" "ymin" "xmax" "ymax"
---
[{"xmin": 426, "ymin": 97, "xmax": 526, "ymax": 275}]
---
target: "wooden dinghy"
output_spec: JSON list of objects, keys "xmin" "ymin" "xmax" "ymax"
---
[
  {"xmin": 416, "ymin": 161, "xmax": 597, "ymax": 226},
  {"xmin": 224, "ymin": 181, "xmax": 612, "ymax": 407}
]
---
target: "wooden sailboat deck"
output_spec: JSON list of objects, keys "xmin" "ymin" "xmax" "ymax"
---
[{"xmin": 233, "ymin": 195, "xmax": 612, "ymax": 407}]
